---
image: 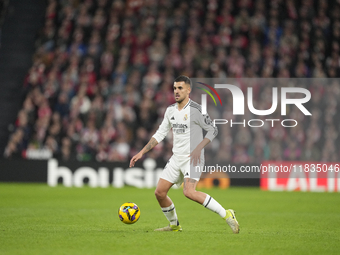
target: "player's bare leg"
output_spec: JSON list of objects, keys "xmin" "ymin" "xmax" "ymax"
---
[
  {"xmin": 154, "ymin": 178, "xmax": 174, "ymax": 207},
  {"xmin": 182, "ymin": 178, "xmax": 207, "ymax": 204},
  {"xmin": 183, "ymin": 178, "xmax": 239, "ymax": 234},
  {"xmin": 154, "ymin": 178, "xmax": 182, "ymax": 231}
]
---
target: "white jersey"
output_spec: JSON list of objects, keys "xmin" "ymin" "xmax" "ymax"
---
[{"xmin": 152, "ymin": 99, "xmax": 218, "ymax": 157}]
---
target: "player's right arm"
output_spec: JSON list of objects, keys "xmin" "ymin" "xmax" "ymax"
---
[
  {"xmin": 129, "ymin": 137, "xmax": 158, "ymax": 167},
  {"xmin": 129, "ymin": 107, "xmax": 171, "ymax": 167}
]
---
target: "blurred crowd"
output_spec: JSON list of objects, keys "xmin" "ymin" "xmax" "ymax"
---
[{"xmin": 3, "ymin": 0, "xmax": 340, "ymax": 164}]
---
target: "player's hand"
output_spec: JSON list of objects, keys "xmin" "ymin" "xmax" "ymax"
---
[
  {"xmin": 129, "ymin": 152, "xmax": 143, "ymax": 167},
  {"xmin": 189, "ymin": 148, "xmax": 201, "ymax": 166}
]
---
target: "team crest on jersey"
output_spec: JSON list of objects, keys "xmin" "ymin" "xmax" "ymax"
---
[{"xmin": 183, "ymin": 114, "xmax": 188, "ymax": 121}]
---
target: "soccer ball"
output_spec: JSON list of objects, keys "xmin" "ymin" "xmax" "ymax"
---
[{"xmin": 118, "ymin": 202, "xmax": 140, "ymax": 224}]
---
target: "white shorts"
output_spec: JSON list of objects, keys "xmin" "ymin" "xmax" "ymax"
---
[{"xmin": 159, "ymin": 154, "xmax": 205, "ymax": 185}]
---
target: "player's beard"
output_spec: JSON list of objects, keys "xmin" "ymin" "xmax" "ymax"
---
[{"xmin": 175, "ymin": 95, "xmax": 184, "ymax": 104}]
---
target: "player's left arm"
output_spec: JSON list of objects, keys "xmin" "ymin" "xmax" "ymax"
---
[
  {"xmin": 190, "ymin": 112, "xmax": 218, "ymax": 166},
  {"xmin": 189, "ymin": 138, "xmax": 211, "ymax": 166}
]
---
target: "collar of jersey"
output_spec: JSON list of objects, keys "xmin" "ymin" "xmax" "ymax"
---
[{"xmin": 176, "ymin": 98, "xmax": 191, "ymax": 110}]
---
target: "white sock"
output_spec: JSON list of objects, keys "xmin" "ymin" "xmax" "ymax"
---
[
  {"xmin": 161, "ymin": 203, "xmax": 179, "ymax": 226},
  {"xmin": 203, "ymin": 195, "xmax": 227, "ymax": 218}
]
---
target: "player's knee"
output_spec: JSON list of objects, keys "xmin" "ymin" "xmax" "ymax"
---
[
  {"xmin": 154, "ymin": 189, "xmax": 166, "ymax": 200},
  {"xmin": 183, "ymin": 188, "xmax": 195, "ymax": 200}
]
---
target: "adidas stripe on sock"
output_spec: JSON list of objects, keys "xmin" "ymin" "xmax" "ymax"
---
[
  {"xmin": 161, "ymin": 203, "xmax": 179, "ymax": 226},
  {"xmin": 203, "ymin": 195, "xmax": 227, "ymax": 218}
]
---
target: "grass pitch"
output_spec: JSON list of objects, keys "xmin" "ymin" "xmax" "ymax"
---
[{"xmin": 0, "ymin": 184, "xmax": 339, "ymax": 255}]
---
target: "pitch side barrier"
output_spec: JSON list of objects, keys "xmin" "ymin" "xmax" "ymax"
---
[
  {"xmin": 2, "ymin": 159, "xmax": 338, "ymax": 191},
  {"xmin": 0, "ymin": 158, "xmax": 259, "ymax": 187},
  {"xmin": 260, "ymin": 161, "xmax": 340, "ymax": 192}
]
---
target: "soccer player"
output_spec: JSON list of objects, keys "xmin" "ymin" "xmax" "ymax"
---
[{"xmin": 129, "ymin": 75, "xmax": 239, "ymax": 233}]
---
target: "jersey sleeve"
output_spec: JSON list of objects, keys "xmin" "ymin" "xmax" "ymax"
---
[
  {"xmin": 195, "ymin": 111, "xmax": 218, "ymax": 142},
  {"xmin": 152, "ymin": 108, "xmax": 171, "ymax": 143}
]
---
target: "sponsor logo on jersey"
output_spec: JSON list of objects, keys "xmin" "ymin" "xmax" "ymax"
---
[
  {"xmin": 172, "ymin": 123, "xmax": 188, "ymax": 134},
  {"xmin": 172, "ymin": 123, "xmax": 188, "ymax": 129}
]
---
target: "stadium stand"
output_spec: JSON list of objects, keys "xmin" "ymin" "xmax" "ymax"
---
[{"xmin": 3, "ymin": 0, "xmax": 340, "ymax": 164}]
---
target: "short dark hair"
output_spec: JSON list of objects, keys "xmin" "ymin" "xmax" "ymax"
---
[{"xmin": 174, "ymin": 75, "xmax": 192, "ymax": 88}]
